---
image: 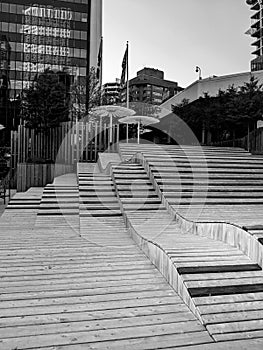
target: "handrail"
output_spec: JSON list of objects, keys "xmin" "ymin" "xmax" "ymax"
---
[{"xmin": 211, "ymin": 128, "xmax": 263, "ymax": 154}]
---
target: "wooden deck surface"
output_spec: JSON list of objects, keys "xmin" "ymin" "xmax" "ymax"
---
[
  {"xmin": 114, "ymin": 145, "xmax": 263, "ymax": 345},
  {"xmin": 119, "ymin": 144, "xmax": 263, "ymax": 231},
  {"xmin": 0, "ymin": 171, "xmax": 215, "ymax": 349},
  {"xmin": 2, "ymin": 143, "xmax": 263, "ymax": 349}
]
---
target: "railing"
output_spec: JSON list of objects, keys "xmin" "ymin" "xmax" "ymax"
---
[
  {"xmin": 212, "ymin": 128, "xmax": 263, "ymax": 154},
  {"xmin": 10, "ymin": 121, "xmax": 120, "ymax": 189},
  {"xmin": 211, "ymin": 137, "xmax": 246, "ymax": 149}
]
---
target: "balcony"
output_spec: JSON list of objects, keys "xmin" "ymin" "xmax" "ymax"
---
[
  {"xmin": 252, "ymin": 37, "xmax": 261, "ymax": 46},
  {"xmin": 246, "ymin": 0, "xmax": 258, "ymax": 5},
  {"xmin": 251, "ymin": 18, "xmax": 261, "ymax": 27},
  {"xmin": 252, "ymin": 47, "xmax": 262, "ymax": 55},
  {"xmin": 247, "ymin": 0, "xmax": 262, "ymax": 10},
  {"xmin": 251, "ymin": 27, "xmax": 262, "ymax": 37}
]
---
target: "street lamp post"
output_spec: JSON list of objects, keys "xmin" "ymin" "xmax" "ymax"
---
[{"xmin": 195, "ymin": 66, "xmax": 202, "ymax": 80}]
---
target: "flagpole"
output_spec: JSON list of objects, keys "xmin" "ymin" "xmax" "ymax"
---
[
  {"xmin": 126, "ymin": 41, "xmax": 129, "ymax": 109},
  {"xmin": 100, "ymin": 36, "xmax": 103, "ymax": 105}
]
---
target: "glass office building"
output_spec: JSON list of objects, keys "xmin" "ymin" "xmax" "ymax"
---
[{"xmin": 0, "ymin": 0, "xmax": 102, "ymax": 121}]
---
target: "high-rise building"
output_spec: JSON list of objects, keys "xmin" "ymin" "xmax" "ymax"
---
[
  {"xmin": 0, "ymin": 0, "xmax": 102, "ymax": 124},
  {"xmin": 120, "ymin": 67, "xmax": 183, "ymax": 106},
  {"xmin": 0, "ymin": 34, "xmax": 11, "ymax": 126},
  {"xmin": 246, "ymin": 0, "xmax": 263, "ymax": 71},
  {"xmin": 103, "ymin": 79, "xmax": 121, "ymax": 105}
]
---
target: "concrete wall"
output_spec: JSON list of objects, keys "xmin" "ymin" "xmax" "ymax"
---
[
  {"xmin": 161, "ymin": 70, "xmax": 263, "ymax": 111},
  {"xmin": 90, "ymin": 0, "xmax": 103, "ymax": 69}
]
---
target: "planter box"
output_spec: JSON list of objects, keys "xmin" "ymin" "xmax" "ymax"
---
[{"xmin": 17, "ymin": 163, "xmax": 74, "ymax": 192}]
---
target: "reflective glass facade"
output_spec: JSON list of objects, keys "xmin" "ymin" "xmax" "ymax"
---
[{"xmin": 0, "ymin": 0, "xmax": 91, "ymax": 101}]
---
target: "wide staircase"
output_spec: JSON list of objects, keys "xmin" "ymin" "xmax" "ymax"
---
[
  {"xmin": 0, "ymin": 170, "xmax": 215, "ymax": 349},
  {"xmin": 1, "ymin": 143, "xmax": 263, "ymax": 348},
  {"xmin": 36, "ymin": 174, "xmax": 80, "ymax": 232},
  {"xmin": 115, "ymin": 143, "xmax": 263, "ymax": 343},
  {"xmin": 119, "ymin": 144, "xmax": 263, "ymax": 239}
]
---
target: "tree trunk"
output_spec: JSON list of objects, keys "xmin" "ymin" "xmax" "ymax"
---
[
  {"xmin": 202, "ymin": 122, "xmax": 205, "ymax": 144},
  {"xmin": 207, "ymin": 130, "xmax": 212, "ymax": 145},
  {"xmin": 233, "ymin": 129, "xmax": 236, "ymax": 147},
  {"xmin": 247, "ymin": 122, "xmax": 250, "ymax": 152}
]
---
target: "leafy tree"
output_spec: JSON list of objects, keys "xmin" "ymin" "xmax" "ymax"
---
[
  {"xmin": 71, "ymin": 67, "xmax": 103, "ymax": 121},
  {"xmin": 217, "ymin": 86, "xmax": 240, "ymax": 141},
  {"xmin": 21, "ymin": 69, "xmax": 71, "ymax": 130},
  {"xmin": 172, "ymin": 76, "xmax": 263, "ymax": 144},
  {"xmin": 238, "ymin": 76, "xmax": 263, "ymax": 131},
  {"xmin": 173, "ymin": 94, "xmax": 214, "ymax": 143}
]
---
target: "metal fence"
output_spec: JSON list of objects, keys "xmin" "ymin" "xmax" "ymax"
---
[{"xmin": 212, "ymin": 128, "xmax": 263, "ymax": 154}]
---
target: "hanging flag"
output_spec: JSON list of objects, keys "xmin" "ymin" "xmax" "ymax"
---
[
  {"xmin": 121, "ymin": 44, "xmax": 128, "ymax": 86},
  {"xmin": 96, "ymin": 37, "xmax": 103, "ymax": 80}
]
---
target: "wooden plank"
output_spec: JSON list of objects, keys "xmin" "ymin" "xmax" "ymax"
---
[
  {"xmin": 0, "ymin": 305, "xmax": 192, "ymax": 328},
  {"xmin": 17, "ymin": 125, "xmax": 21, "ymax": 164},
  {"xmin": 203, "ymin": 309, "xmax": 263, "ymax": 324},
  {"xmin": 94, "ymin": 121, "xmax": 98, "ymax": 161},
  {"xmin": 99, "ymin": 117, "xmax": 103, "ymax": 152},
  {"xmin": 0, "ymin": 322, "xmax": 206, "ymax": 349},
  {"xmin": 169, "ymin": 338, "xmax": 263, "ymax": 350},
  {"xmin": 64, "ymin": 123, "xmax": 68, "ymax": 163},
  {"xmin": 0, "ymin": 290, "xmax": 179, "ymax": 318},
  {"xmin": 80, "ymin": 121, "xmax": 84, "ymax": 161},
  {"xmin": 214, "ymin": 330, "xmax": 263, "ymax": 342},
  {"xmin": 81, "ymin": 121, "xmax": 85, "ymax": 162},
  {"xmin": 0, "ymin": 312, "xmax": 199, "ymax": 339},
  {"xmin": 0, "ymin": 279, "xmax": 171, "ymax": 302},
  {"xmin": 197, "ymin": 299, "xmax": 263, "ymax": 314},
  {"xmin": 84, "ymin": 120, "xmax": 88, "ymax": 162}
]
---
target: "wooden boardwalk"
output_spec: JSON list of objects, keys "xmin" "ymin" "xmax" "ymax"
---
[
  {"xmin": 111, "ymin": 161, "xmax": 263, "ymax": 341},
  {"xmin": 2, "ymin": 143, "xmax": 263, "ymax": 348},
  {"xmin": 0, "ymin": 172, "xmax": 215, "ymax": 349},
  {"xmin": 114, "ymin": 144, "xmax": 263, "ymax": 345}
]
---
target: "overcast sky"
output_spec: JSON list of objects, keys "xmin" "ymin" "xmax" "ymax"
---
[{"xmin": 102, "ymin": 0, "xmax": 252, "ymax": 88}]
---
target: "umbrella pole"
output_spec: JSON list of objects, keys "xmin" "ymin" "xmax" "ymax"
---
[
  {"xmin": 137, "ymin": 121, "xmax": 140, "ymax": 144},
  {"xmin": 126, "ymin": 123, "xmax": 129, "ymax": 143}
]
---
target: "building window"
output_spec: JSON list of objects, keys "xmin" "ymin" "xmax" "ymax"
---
[
  {"xmin": 9, "ymin": 23, "xmax": 16, "ymax": 32},
  {"xmin": 1, "ymin": 3, "xmax": 9, "ymax": 12},
  {"xmin": 2, "ymin": 22, "xmax": 9, "ymax": 32},
  {"xmin": 80, "ymin": 31, "xmax": 87, "ymax": 40}
]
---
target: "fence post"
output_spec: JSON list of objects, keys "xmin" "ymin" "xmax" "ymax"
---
[
  {"xmin": 95, "ymin": 122, "xmax": 98, "ymax": 161},
  {"xmin": 85, "ymin": 122, "xmax": 88, "ymax": 161}
]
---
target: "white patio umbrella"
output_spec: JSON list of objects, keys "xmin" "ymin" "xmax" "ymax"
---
[
  {"xmin": 90, "ymin": 105, "xmax": 136, "ymax": 144},
  {"xmin": 0, "ymin": 124, "xmax": 5, "ymax": 131},
  {"xmin": 119, "ymin": 115, "xmax": 159, "ymax": 144}
]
